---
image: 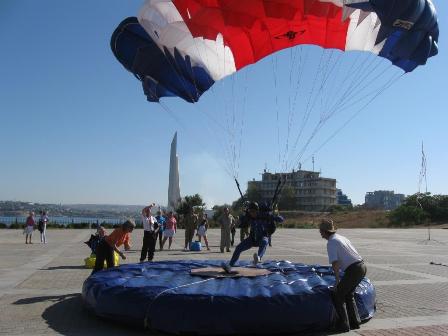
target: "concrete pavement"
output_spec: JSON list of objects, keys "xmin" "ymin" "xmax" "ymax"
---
[{"xmin": 0, "ymin": 228, "xmax": 447, "ymax": 335}]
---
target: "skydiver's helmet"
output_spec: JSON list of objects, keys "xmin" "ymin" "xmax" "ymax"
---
[
  {"xmin": 247, "ymin": 201, "xmax": 259, "ymax": 211},
  {"xmin": 242, "ymin": 201, "xmax": 251, "ymax": 212}
]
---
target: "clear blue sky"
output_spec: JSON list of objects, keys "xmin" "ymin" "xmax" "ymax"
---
[{"xmin": 1, "ymin": 0, "xmax": 446, "ymax": 207}]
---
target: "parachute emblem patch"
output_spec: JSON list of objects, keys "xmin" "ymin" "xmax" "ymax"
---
[
  {"xmin": 393, "ymin": 19, "xmax": 414, "ymax": 30},
  {"xmin": 275, "ymin": 30, "xmax": 306, "ymax": 41}
]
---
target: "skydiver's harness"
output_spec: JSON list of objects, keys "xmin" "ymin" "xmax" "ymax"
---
[{"xmin": 234, "ymin": 178, "xmax": 285, "ymax": 237}]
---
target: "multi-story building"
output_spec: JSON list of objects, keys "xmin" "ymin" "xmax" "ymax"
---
[
  {"xmin": 364, "ymin": 190, "xmax": 405, "ymax": 210},
  {"xmin": 337, "ymin": 189, "xmax": 353, "ymax": 207},
  {"xmin": 248, "ymin": 169, "xmax": 337, "ymax": 211}
]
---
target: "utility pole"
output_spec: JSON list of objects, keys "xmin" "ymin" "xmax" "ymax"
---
[{"xmin": 312, "ymin": 156, "xmax": 315, "ymax": 172}]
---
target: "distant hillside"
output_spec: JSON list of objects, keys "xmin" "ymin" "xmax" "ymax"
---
[{"xmin": 0, "ymin": 201, "xmax": 146, "ymax": 218}]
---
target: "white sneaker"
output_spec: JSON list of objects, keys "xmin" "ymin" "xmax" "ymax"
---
[
  {"xmin": 222, "ymin": 262, "xmax": 232, "ymax": 274},
  {"xmin": 253, "ymin": 253, "xmax": 260, "ymax": 265}
]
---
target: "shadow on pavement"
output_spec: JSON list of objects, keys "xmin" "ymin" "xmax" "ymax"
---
[
  {"xmin": 168, "ymin": 251, "xmax": 224, "ymax": 256},
  {"xmin": 11, "ymin": 293, "xmax": 346, "ymax": 336},
  {"xmin": 15, "ymin": 294, "xmax": 149, "ymax": 335},
  {"xmin": 41, "ymin": 265, "xmax": 88, "ymax": 270}
]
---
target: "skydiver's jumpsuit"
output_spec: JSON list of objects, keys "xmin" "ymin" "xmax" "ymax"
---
[{"xmin": 229, "ymin": 214, "xmax": 283, "ymax": 266}]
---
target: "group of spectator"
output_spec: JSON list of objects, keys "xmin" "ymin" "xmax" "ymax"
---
[
  {"xmin": 139, "ymin": 204, "xmax": 255, "ymax": 257},
  {"xmin": 24, "ymin": 211, "xmax": 49, "ymax": 244}
]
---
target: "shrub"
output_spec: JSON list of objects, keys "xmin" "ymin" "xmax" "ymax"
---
[
  {"xmin": 388, "ymin": 205, "xmax": 428, "ymax": 226},
  {"xmin": 9, "ymin": 223, "xmax": 22, "ymax": 229}
]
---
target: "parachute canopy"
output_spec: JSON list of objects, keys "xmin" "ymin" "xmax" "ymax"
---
[{"xmin": 111, "ymin": 0, "xmax": 439, "ymax": 103}]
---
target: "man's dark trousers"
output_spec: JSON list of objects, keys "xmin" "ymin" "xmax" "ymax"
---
[
  {"xmin": 332, "ymin": 261, "xmax": 367, "ymax": 330},
  {"xmin": 140, "ymin": 231, "xmax": 156, "ymax": 261}
]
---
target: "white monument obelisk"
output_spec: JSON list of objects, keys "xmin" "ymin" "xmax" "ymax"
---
[{"xmin": 168, "ymin": 132, "xmax": 181, "ymax": 211}]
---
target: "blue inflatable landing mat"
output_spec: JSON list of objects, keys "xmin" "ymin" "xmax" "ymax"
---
[{"xmin": 82, "ymin": 260, "xmax": 375, "ymax": 335}]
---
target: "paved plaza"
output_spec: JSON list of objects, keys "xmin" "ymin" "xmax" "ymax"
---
[{"xmin": 0, "ymin": 228, "xmax": 447, "ymax": 335}]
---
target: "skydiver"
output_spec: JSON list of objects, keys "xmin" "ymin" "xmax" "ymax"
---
[{"xmin": 222, "ymin": 202, "xmax": 284, "ymax": 273}]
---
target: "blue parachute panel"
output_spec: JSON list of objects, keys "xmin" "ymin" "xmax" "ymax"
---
[
  {"xmin": 348, "ymin": 0, "xmax": 439, "ymax": 72},
  {"xmin": 82, "ymin": 260, "xmax": 375, "ymax": 334},
  {"xmin": 110, "ymin": 17, "xmax": 214, "ymax": 103}
]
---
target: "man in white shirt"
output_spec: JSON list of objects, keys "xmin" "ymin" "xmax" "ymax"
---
[
  {"xmin": 140, "ymin": 203, "xmax": 157, "ymax": 262},
  {"xmin": 319, "ymin": 218, "xmax": 367, "ymax": 333}
]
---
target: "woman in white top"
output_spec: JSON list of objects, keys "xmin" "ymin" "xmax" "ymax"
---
[
  {"xmin": 39, "ymin": 211, "xmax": 49, "ymax": 244},
  {"xmin": 319, "ymin": 218, "xmax": 366, "ymax": 333},
  {"xmin": 196, "ymin": 214, "xmax": 210, "ymax": 251}
]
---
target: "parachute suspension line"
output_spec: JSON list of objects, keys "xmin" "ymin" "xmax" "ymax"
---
[
  {"xmin": 264, "ymin": 25, "xmax": 286, "ymax": 172},
  {"xmin": 322, "ymin": 52, "xmax": 373, "ymax": 117},
  {"xmin": 160, "ymin": 42, "xmax": 237, "ymax": 178},
  {"xmin": 287, "ymin": 48, "xmax": 326, "ymax": 167},
  {"xmin": 290, "ymin": 47, "xmax": 310, "ymax": 115},
  {"xmin": 328, "ymin": 63, "xmax": 394, "ymax": 118},
  {"xmin": 157, "ymin": 100, "xmax": 232, "ymax": 178},
  {"xmin": 271, "ymin": 54, "xmax": 282, "ymax": 169},
  {"xmin": 302, "ymin": 50, "xmax": 339, "ymax": 135},
  {"xmin": 235, "ymin": 68, "xmax": 250, "ymax": 180},
  {"xmin": 298, "ymin": 71, "xmax": 404, "ymax": 167},
  {"xmin": 295, "ymin": 69, "xmax": 403, "ymax": 167},
  {"xmin": 290, "ymin": 55, "xmax": 385, "ymax": 164},
  {"xmin": 151, "ymin": 43, "xmax": 235, "ymax": 180},
  {"xmin": 324, "ymin": 55, "xmax": 384, "ymax": 118},
  {"xmin": 281, "ymin": 46, "xmax": 306, "ymax": 172},
  {"xmin": 230, "ymin": 74, "xmax": 238, "ymax": 179},
  {"xmin": 282, "ymin": 47, "xmax": 309, "ymax": 171},
  {"xmin": 321, "ymin": 52, "xmax": 345, "ymax": 114},
  {"xmin": 157, "ymin": 101, "xmax": 186, "ymax": 128},
  {"xmin": 316, "ymin": 56, "xmax": 384, "ymax": 126}
]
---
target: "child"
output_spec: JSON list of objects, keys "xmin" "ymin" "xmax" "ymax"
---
[{"xmin": 196, "ymin": 215, "xmax": 210, "ymax": 251}]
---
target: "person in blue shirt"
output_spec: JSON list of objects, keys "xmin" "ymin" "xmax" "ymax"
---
[
  {"xmin": 222, "ymin": 202, "xmax": 284, "ymax": 273},
  {"xmin": 155, "ymin": 210, "xmax": 166, "ymax": 250}
]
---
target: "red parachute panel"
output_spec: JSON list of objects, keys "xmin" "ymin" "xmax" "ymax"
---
[{"xmin": 172, "ymin": 0, "xmax": 350, "ymax": 70}]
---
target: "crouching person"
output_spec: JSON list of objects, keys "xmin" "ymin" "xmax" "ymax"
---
[
  {"xmin": 92, "ymin": 219, "xmax": 135, "ymax": 273},
  {"xmin": 319, "ymin": 218, "xmax": 367, "ymax": 333}
]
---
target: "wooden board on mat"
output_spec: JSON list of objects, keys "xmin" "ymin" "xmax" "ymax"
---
[{"xmin": 190, "ymin": 266, "xmax": 271, "ymax": 278}]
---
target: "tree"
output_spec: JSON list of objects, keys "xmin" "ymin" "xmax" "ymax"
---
[
  {"xmin": 176, "ymin": 194, "xmax": 205, "ymax": 216},
  {"xmin": 389, "ymin": 192, "xmax": 448, "ymax": 226},
  {"xmin": 212, "ymin": 204, "xmax": 232, "ymax": 221},
  {"xmin": 277, "ymin": 184, "xmax": 296, "ymax": 210},
  {"xmin": 246, "ymin": 183, "xmax": 262, "ymax": 204}
]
